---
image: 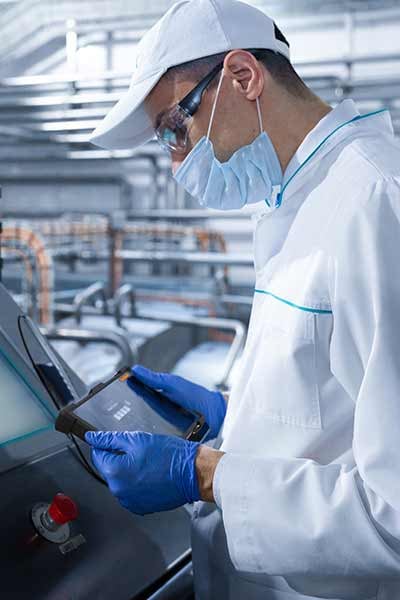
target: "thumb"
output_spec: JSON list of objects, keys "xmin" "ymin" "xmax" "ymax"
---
[
  {"xmin": 126, "ymin": 376, "xmax": 151, "ymax": 398},
  {"xmin": 90, "ymin": 447, "xmax": 129, "ymax": 481},
  {"xmin": 85, "ymin": 430, "xmax": 131, "ymax": 453},
  {"xmin": 131, "ymin": 365, "xmax": 173, "ymax": 394}
]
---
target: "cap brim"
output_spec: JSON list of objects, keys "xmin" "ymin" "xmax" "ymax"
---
[{"xmin": 89, "ymin": 68, "xmax": 165, "ymax": 150}]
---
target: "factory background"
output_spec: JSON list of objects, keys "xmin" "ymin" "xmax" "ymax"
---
[
  {"xmin": 0, "ymin": 0, "xmax": 400, "ymax": 384},
  {"xmin": 2, "ymin": 0, "xmax": 399, "ymax": 389},
  {"xmin": 0, "ymin": 1, "xmax": 399, "ymax": 598}
]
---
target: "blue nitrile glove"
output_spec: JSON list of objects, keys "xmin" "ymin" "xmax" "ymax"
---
[
  {"xmin": 85, "ymin": 430, "xmax": 200, "ymax": 515},
  {"xmin": 129, "ymin": 365, "xmax": 227, "ymax": 441}
]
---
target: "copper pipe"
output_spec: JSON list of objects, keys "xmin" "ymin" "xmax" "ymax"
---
[
  {"xmin": 4, "ymin": 220, "xmax": 229, "ymax": 319},
  {"xmin": 33, "ymin": 221, "xmax": 227, "ymax": 253},
  {"xmin": 2, "ymin": 226, "xmax": 53, "ymax": 324},
  {"xmin": 2, "ymin": 246, "xmax": 35, "ymax": 316},
  {"xmin": 2, "ymin": 246, "xmax": 34, "ymax": 286},
  {"xmin": 110, "ymin": 227, "xmax": 124, "ymax": 294}
]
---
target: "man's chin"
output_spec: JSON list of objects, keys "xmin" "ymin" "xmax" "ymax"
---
[{"xmin": 171, "ymin": 161, "xmax": 182, "ymax": 175}]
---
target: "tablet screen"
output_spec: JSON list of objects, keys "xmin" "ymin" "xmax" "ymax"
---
[{"xmin": 74, "ymin": 376, "xmax": 195, "ymax": 438}]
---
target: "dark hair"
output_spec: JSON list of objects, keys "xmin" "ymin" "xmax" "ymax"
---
[{"xmin": 164, "ymin": 24, "xmax": 309, "ymax": 98}]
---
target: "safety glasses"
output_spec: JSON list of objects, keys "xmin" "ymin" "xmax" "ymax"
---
[
  {"xmin": 155, "ymin": 49, "xmax": 264, "ymax": 154},
  {"xmin": 155, "ymin": 60, "xmax": 223, "ymax": 154}
]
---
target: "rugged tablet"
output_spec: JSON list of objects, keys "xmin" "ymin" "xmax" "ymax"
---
[{"xmin": 55, "ymin": 368, "xmax": 209, "ymax": 443}]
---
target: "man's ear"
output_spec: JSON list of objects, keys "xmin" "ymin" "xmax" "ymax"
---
[{"xmin": 222, "ymin": 50, "xmax": 266, "ymax": 101}]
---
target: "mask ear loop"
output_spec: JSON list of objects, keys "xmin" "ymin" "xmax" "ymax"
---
[
  {"xmin": 206, "ymin": 70, "xmax": 224, "ymax": 140},
  {"xmin": 256, "ymin": 96, "xmax": 264, "ymax": 134},
  {"xmin": 256, "ymin": 96, "xmax": 281, "ymax": 207}
]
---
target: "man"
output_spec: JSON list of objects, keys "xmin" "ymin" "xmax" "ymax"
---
[{"xmin": 88, "ymin": 0, "xmax": 400, "ymax": 598}]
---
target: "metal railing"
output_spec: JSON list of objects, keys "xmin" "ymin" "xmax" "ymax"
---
[
  {"xmin": 114, "ymin": 283, "xmax": 137, "ymax": 327},
  {"xmin": 116, "ymin": 249, "xmax": 253, "ymax": 268},
  {"xmin": 41, "ymin": 325, "xmax": 136, "ymax": 373},
  {"xmin": 136, "ymin": 312, "xmax": 245, "ymax": 390},
  {"xmin": 55, "ymin": 294, "xmax": 246, "ymax": 389},
  {"xmin": 73, "ymin": 281, "xmax": 108, "ymax": 324}
]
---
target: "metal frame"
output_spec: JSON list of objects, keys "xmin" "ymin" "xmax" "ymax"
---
[
  {"xmin": 113, "ymin": 283, "xmax": 136, "ymax": 327},
  {"xmin": 73, "ymin": 281, "xmax": 108, "ymax": 324},
  {"xmin": 54, "ymin": 298, "xmax": 246, "ymax": 389},
  {"xmin": 41, "ymin": 325, "xmax": 136, "ymax": 374}
]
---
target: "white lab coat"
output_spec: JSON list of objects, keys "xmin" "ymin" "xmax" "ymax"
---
[{"xmin": 191, "ymin": 99, "xmax": 400, "ymax": 600}]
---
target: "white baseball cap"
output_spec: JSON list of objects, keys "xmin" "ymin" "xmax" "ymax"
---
[{"xmin": 89, "ymin": 0, "xmax": 290, "ymax": 150}]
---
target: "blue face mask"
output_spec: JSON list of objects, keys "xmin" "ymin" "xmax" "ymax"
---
[{"xmin": 173, "ymin": 71, "xmax": 283, "ymax": 211}]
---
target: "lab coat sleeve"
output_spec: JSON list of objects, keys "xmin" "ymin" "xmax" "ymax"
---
[{"xmin": 213, "ymin": 177, "xmax": 400, "ymax": 577}]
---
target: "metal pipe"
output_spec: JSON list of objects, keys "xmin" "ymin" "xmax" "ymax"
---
[
  {"xmin": 2, "ymin": 226, "xmax": 53, "ymax": 324},
  {"xmin": 221, "ymin": 293, "xmax": 253, "ymax": 306},
  {"xmin": 113, "ymin": 283, "xmax": 136, "ymax": 327},
  {"xmin": 53, "ymin": 302, "xmax": 246, "ymax": 388},
  {"xmin": 127, "ymin": 210, "xmax": 252, "ymax": 220},
  {"xmin": 6, "ymin": 219, "xmax": 231, "ymax": 294},
  {"xmin": 54, "ymin": 292, "xmax": 255, "ymax": 314},
  {"xmin": 41, "ymin": 326, "xmax": 135, "ymax": 373},
  {"xmin": 146, "ymin": 560, "xmax": 193, "ymax": 600},
  {"xmin": 116, "ymin": 249, "xmax": 253, "ymax": 268},
  {"xmin": 48, "ymin": 248, "xmax": 253, "ymax": 269},
  {"xmin": 133, "ymin": 312, "xmax": 246, "ymax": 389},
  {"xmin": 2, "ymin": 246, "xmax": 35, "ymax": 315},
  {"xmin": 108, "ymin": 226, "xmax": 123, "ymax": 295},
  {"xmin": 73, "ymin": 281, "xmax": 108, "ymax": 324}
]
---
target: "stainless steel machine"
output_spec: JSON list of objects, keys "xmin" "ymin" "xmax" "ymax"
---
[{"xmin": 0, "ymin": 282, "xmax": 193, "ymax": 600}]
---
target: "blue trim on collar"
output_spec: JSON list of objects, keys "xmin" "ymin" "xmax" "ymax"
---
[
  {"xmin": 255, "ymin": 288, "xmax": 333, "ymax": 314},
  {"xmin": 275, "ymin": 108, "xmax": 389, "ymax": 208}
]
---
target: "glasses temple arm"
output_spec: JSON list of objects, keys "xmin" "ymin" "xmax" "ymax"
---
[
  {"xmin": 176, "ymin": 49, "xmax": 265, "ymax": 118},
  {"xmin": 178, "ymin": 61, "xmax": 224, "ymax": 117}
]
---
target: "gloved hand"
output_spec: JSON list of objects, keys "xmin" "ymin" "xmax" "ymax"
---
[
  {"xmin": 85, "ymin": 430, "xmax": 200, "ymax": 515},
  {"xmin": 128, "ymin": 365, "xmax": 227, "ymax": 441}
]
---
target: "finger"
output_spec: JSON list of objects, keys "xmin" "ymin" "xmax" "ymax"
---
[
  {"xmin": 85, "ymin": 430, "xmax": 132, "ymax": 453},
  {"xmin": 126, "ymin": 376, "xmax": 152, "ymax": 398},
  {"xmin": 91, "ymin": 450, "xmax": 138, "ymax": 505},
  {"xmin": 131, "ymin": 365, "xmax": 174, "ymax": 394},
  {"xmin": 117, "ymin": 496, "xmax": 131, "ymax": 511},
  {"xmin": 90, "ymin": 447, "xmax": 112, "ymax": 476}
]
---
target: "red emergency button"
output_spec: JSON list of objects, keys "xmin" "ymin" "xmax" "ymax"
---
[{"xmin": 48, "ymin": 493, "xmax": 79, "ymax": 525}]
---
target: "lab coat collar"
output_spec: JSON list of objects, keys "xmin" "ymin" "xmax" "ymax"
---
[
  {"xmin": 283, "ymin": 99, "xmax": 360, "ymax": 186},
  {"xmin": 278, "ymin": 99, "xmax": 392, "ymax": 207}
]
